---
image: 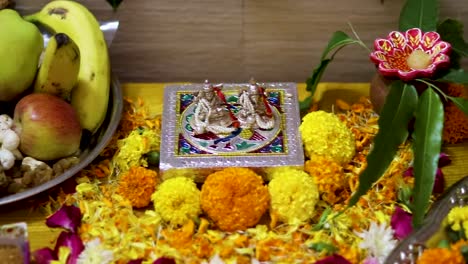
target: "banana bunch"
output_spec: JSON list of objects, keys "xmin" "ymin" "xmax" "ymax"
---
[{"xmin": 26, "ymin": 0, "xmax": 111, "ymax": 134}]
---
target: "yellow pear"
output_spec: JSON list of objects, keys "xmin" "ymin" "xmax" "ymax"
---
[{"xmin": 0, "ymin": 9, "xmax": 43, "ymax": 101}]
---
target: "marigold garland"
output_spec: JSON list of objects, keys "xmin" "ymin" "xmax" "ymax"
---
[
  {"xmin": 442, "ymin": 83, "xmax": 468, "ymax": 144},
  {"xmin": 443, "ymin": 83, "xmax": 468, "ymax": 143},
  {"xmin": 200, "ymin": 167, "xmax": 270, "ymax": 232},
  {"xmin": 39, "ymin": 94, "xmax": 459, "ymax": 263},
  {"xmin": 304, "ymin": 156, "xmax": 347, "ymax": 205},
  {"xmin": 117, "ymin": 166, "xmax": 158, "ymax": 208},
  {"xmin": 114, "ymin": 128, "xmax": 160, "ymax": 173}
]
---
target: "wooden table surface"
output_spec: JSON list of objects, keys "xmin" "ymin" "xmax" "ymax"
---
[{"xmin": 1, "ymin": 82, "xmax": 467, "ymax": 252}]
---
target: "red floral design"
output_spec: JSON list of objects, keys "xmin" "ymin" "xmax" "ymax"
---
[{"xmin": 370, "ymin": 28, "xmax": 451, "ymax": 81}]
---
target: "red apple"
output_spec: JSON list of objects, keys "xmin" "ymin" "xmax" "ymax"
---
[{"xmin": 13, "ymin": 93, "xmax": 82, "ymax": 161}]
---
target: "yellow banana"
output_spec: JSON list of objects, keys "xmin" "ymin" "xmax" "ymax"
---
[
  {"xmin": 25, "ymin": 0, "xmax": 110, "ymax": 134},
  {"xmin": 34, "ymin": 32, "xmax": 80, "ymax": 101}
]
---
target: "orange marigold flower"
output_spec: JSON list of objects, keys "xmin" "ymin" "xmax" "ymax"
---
[
  {"xmin": 117, "ymin": 166, "xmax": 158, "ymax": 208},
  {"xmin": 201, "ymin": 167, "xmax": 270, "ymax": 232},
  {"xmin": 443, "ymin": 103, "xmax": 468, "ymax": 144},
  {"xmin": 416, "ymin": 246, "xmax": 465, "ymax": 264},
  {"xmin": 442, "ymin": 83, "xmax": 468, "ymax": 144},
  {"xmin": 304, "ymin": 156, "xmax": 348, "ymax": 205}
]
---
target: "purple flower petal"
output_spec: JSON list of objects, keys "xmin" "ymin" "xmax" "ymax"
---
[
  {"xmin": 315, "ymin": 254, "xmax": 351, "ymax": 264},
  {"xmin": 46, "ymin": 204, "xmax": 82, "ymax": 233},
  {"xmin": 438, "ymin": 153, "xmax": 452, "ymax": 168},
  {"xmin": 33, "ymin": 247, "xmax": 57, "ymax": 264},
  {"xmin": 403, "ymin": 167, "xmax": 414, "ymax": 177},
  {"xmin": 54, "ymin": 231, "xmax": 84, "ymax": 264},
  {"xmin": 153, "ymin": 257, "xmax": 176, "ymax": 264},
  {"xmin": 128, "ymin": 259, "xmax": 143, "ymax": 264},
  {"xmin": 433, "ymin": 168, "xmax": 445, "ymax": 194},
  {"xmin": 391, "ymin": 206, "xmax": 413, "ymax": 240}
]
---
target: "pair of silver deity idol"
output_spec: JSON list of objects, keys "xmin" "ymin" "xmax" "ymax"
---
[{"xmin": 190, "ymin": 79, "xmax": 275, "ymax": 135}]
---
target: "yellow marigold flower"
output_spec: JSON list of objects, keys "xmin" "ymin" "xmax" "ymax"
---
[
  {"xmin": 201, "ymin": 167, "xmax": 270, "ymax": 232},
  {"xmin": 268, "ymin": 168, "xmax": 319, "ymax": 225},
  {"xmin": 114, "ymin": 128, "xmax": 160, "ymax": 172},
  {"xmin": 304, "ymin": 156, "xmax": 347, "ymax": 204},
  {"xmin": 152, "ymin": 177, "xmax": 201, "ymax": 226},
  {"xmin": 447, "ymin": 206, "xmax": 468, "ymax": 237},
  {"xmin": 299, "ymin": 110, "xmax": 355, "ymax": 164},
  {"xmin": 117, "ymin": 166, "xmax": 158, "ymax": 208}
]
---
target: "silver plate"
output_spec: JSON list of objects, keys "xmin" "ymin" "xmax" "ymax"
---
[
  {"xmin": 385, "ymin": 175, "xmax": 468, "ymax": 264},
  {"xmin": 0, "ymin": 75, "xmax": 123, "ymax": 206}
]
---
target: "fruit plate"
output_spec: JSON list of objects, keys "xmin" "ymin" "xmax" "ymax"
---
[
  {"xmin": 0, "ymin": 75, "xmax": 123, "ymax": 206},
  {"xmin": 385, "ymin": 175, "xmax": 468, "ymax": 264}
]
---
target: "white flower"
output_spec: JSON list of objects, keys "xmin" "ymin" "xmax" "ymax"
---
[
  {"xmin": 77, "ymin": 238, "xmax": 114, "ymax": 264},
  {"xmin": 355, "ymin": 221, "xmax": 397, "ymax": 264}
]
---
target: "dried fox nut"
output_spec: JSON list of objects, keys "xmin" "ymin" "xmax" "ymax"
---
[
  {"xmin": 20, "ymin": 157, "xmax": 53, "ymax": 187},
  {"xmin": 53, "ymin": 156, "xmax": 80, "ymax": 176},
  {"xmin": 0, "ymin": 171, "xmax": 9, "ymax": 190}
]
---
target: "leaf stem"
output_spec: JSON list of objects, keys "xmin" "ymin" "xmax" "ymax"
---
[
  {"xmin": 415, "ymin": 79, "xmax": 449, "ymax": 101},
  {"xmin": 347, "ymin": 21, "xmax": 372, "ymax": 53}
]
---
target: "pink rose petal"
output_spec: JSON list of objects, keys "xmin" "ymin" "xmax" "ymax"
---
[
  {"xmin": 315, "ymin": 254, "xmax": 352, "ymax": 264},
  {"xmin": 154, "ymin": 257, "xmax": 176, "ymax": 264},
  {"xmin": 46, "ymin": 204, "xmax": 82, "ymax": 233},
  {"xmin": 438, "ymin": 153, "xmax": 452, "ymax": 167},
  {"xmin": 33, "ymin": 247, "xmax": 57, "ymax": 264},
  {"xmin": 433, "ymin": 168, "xmax": 445, "ymax": 194},
  {"xmin": 54, "ymin": 231, "xmax": 84, "ymax": 264},
  {"xmin": 391, "ymin": 206, "xmax": 413, "ymax": 240}
]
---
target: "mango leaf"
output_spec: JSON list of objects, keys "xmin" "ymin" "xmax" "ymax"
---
[
  {"xmin": 448, "ymin": 97, "xmax": 468, "ymax": 117},
  {"xmin": 299, "ymin": 94, "xmax": 314, "ymax": 113},
  {"xmin": 399, "ymin": 0, "xmax": 438, "ymax": 32},
  {"xmin": 348, "ymin": 81, "xmax": 418, "ymax": 207},
  {"xmin": 437, "ymin": 69, "xmax": 468, "ymax": 85},
  {"xmin": 437, "ymin": 19, "xmax": 468, "ymax": 68},
  {"xmin": 411, "ymin": 88, "xmax": 444, "ymax": 227},
  {"xmin": 305, "ymin": 59, "xmax": 331, "ymax": 93},
  {"xmin": 300, "ymin": 31, "xmax": 360, "ymax": 111},
  {"xmin": 106, "ymin": 0, "xmax": 123, "ymax": 10}
]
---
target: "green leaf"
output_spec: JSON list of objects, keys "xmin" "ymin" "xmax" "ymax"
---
[
  {"xmin": 306, "ymin": 59, "xmax": 331, "ymax": 93},
  {"xmin": 411, "ymin": 88, "xmax": 444, "ymax": 227},
  {"xmin": 399, "ymin": 0, "xmax": 438, "ymax": 31},
  {"xmin": 307, "ymin": 242, "xmax": 338, "ymax": 253},
  {"xmin": 312, "ymin": 207, "xmax": 332, "ymax": 231},
  {"xmin": 348, "ymin": 81, "xmax": 418, "ymax": 207},
  {"xmin": 302, "ymin": 31, "xmax": 360, "ymax": 110},
  {"xmin": 437, "ymin": 69, "xmax": 468, "ymax": 85},
  {"xmin": 299, "ymin": 95, "xmax": 313, "ymax": 113},
  {"xmin": 437, "ymin": 19, "xmax": 468, "ymax": 66},
  {"xmin": 448, "ymin": 97, "xmax": 468, "ymax": 117}
]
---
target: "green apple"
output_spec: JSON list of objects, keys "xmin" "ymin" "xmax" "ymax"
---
[
  {"xmin": 13, "ymin": 93, "xmax": 82, "ymax": 161},
  {"xmin": 0, "ymin": 9, "xmax": 44, "ymax": 101}
]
